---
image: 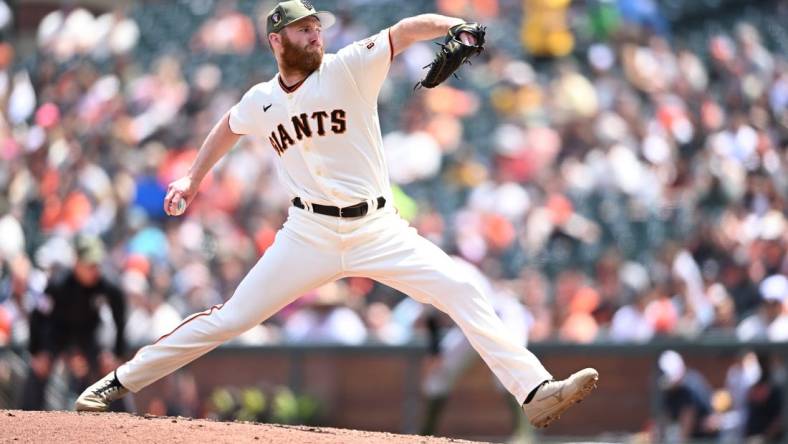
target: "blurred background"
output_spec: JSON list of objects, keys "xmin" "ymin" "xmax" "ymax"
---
[{"xmin": 0, "ymin": 0, "xmax": 786, "ymax": 442}]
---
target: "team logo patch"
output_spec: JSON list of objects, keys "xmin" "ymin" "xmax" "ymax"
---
[
  {"xmin": 301, "ymin": 0, "xmax": 314, "ymax": 10},
  {"xmin": 271, "ymin": 12, "xmax": 281, "ymax": 24},
  {"xmin": 359, "ymin": 35, "xmax": 378, "ymax": 50}
]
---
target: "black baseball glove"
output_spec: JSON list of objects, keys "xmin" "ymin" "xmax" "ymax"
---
[{"xmin": 416, "ymin": 23, "xmax": 486, "ymax": 89}]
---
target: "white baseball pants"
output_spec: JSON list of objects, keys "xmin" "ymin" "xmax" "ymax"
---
[
  {"xmin": 116, "ymin": 205, "xmax": 552, "ymax": 404},
  {"xmin": 423, "ymin": 295, "xmax": 530, "ymax": 398}
]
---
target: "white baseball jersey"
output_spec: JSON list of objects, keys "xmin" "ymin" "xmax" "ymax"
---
[
  {"xmin": 114, "ymin": 26, "xmax": 553, "ymax": 409},
  {"xmin": 229, "ymin": 29, "xmax": 394, "ymax": 207}
]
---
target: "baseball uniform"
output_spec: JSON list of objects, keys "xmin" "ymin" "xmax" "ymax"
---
[{"xmin": 114, "ymin": 26, "xmax": 552, "ymax": 406}]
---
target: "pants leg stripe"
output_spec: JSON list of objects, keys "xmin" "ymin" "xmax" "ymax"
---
[{"xmin": 152, "ymin": 303, "xmax": 225, "ymax": 345}]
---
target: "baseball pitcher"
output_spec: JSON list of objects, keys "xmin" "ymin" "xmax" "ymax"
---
[{"xmin": 76, "ymin": 0, "xmax": 598, "ymax": 429}]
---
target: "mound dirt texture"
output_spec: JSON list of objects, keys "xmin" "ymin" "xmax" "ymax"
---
[{"xmin": 1, "ymin": 410, "xmax": 492, "ymax": 443}]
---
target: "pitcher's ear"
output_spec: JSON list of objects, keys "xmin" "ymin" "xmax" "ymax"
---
[{"xmin": 268, "ymin": 32, "xmax": 281, "ymax": 49}]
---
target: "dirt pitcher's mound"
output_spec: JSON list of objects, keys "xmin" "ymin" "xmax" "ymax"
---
[{"xmin": 1, "ymin": 410, "xmax": 492, "ymax": 443}]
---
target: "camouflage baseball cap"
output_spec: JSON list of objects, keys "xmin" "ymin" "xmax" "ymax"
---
[
  {"xmin": 266, "ymin": 0, "xmax": 336, "ymax": 34},
  {"xmin": 75, "ymin": 235, "xmax": 106, "ymax": 265}
]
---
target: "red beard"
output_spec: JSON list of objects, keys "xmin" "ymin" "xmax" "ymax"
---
[{"xmin": 280, "ymin": 33, "xmax": 323, "ymax": 75}]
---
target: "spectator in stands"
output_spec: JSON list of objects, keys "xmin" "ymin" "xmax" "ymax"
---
[
  {"xmin": 0, "ymin": 198, "xmax": 25, "ymax": 263},
  {"xmin": 608, "ymin": 262, "xmax": 654, "ymax": 342},
  {"xmin": 658, "ymin": 350, "xmax": 719, "ymax": 442},
  {"xmin": 0, "ymin": 307, "xmax": 8, "ymax": 346},
  {"xmin": 283, "ymin": 282, "xmax": 367, "ymax": 345},
  {"xmin": 707, "ymin": 284, "xmax": 739, "ymax": 332},
  {"xmin": 719, "ymin": 351, "xmax": 761, "ymax": 443},
  {"xmin": 192, "ymin": 0, "xmax": 256, "ymax": 55},
  {"xmin": 517, "ymin": 269, "xmax": 553, "ymax": 342},
  {"xmin": 0, "ymin": 254, "xmax": 48, "ymax": 348},
  {"xmin": 91, "ymin": 6, "xmax": 140, "ymax": 60},
  {"xmin": 745, "ymin": 353, "xmax": 784, "ymax": 442},
  {"xmin": 363, "ymin": 301, "xmax": 407, "ymax": 345},
  {"xmin": 123, "ymin": 269, "xmax": 181, "ymax": 346},
  {"xmin": 737, "ymin": 275, "xmax": 788, "ymax": 341},
  {"xmin": 0, "ymin": 1, "xmax": 11, "ymax": 37}
]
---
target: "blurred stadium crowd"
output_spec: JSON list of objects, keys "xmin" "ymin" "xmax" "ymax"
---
[{"xmin": 0, "ymin": 0, "xmax": 786, "ymax": 360}]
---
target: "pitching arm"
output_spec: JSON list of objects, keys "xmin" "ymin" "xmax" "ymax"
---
[
  {"xmin": 389, "ymin": 14, "xmax": 465, "ymax": 57},
  {"xmin": 187, "ymin": 111, "xmax": 241, "ymax": 185},
  {"xmin": 163, "ymin": 111, "xmax": 241, "ymax": 216}
]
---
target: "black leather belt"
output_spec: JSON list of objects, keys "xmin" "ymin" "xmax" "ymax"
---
[{"xmin": 292, "ymin": 196, "xmax": 386, "ymax": 218}]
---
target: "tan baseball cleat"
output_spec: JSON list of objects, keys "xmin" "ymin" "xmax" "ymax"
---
[
  {"xmin": 75, "ymin": 370, "xmax": 129, "ymax": 412},
  {"xmin": 522, "ymin": 368, "xmax": 599, "ymax": 428}
]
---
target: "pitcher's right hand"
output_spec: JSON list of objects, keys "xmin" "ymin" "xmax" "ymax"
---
[{"xmin": 164, "ymin": 176, "xmax": 197, "ymax": 216}]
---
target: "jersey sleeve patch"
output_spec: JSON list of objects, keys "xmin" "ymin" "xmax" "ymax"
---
[
  {"xmin": 336, "ymin": 29, "xmax": 392, "ymax": 107},
  {"xmin": 358, "ymin": 34, "xmax": 379, "ymax": 51}
]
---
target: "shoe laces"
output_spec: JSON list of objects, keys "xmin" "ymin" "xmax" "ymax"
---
[{"xmin": 92, "ymin": 378, "xmax": 122, "ymax": 400}]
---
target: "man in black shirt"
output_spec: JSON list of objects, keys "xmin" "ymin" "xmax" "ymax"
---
[
  {"xmin": 20, "ymin": 235, "xmax": 126, "ymax": 410},
  {"xmin": 745, "ymin": 354, "xmax": 784, "ymax": 442},
  {"xmin": 658, "ymin": 350, "xmax": 719, "ymax": 441}
]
